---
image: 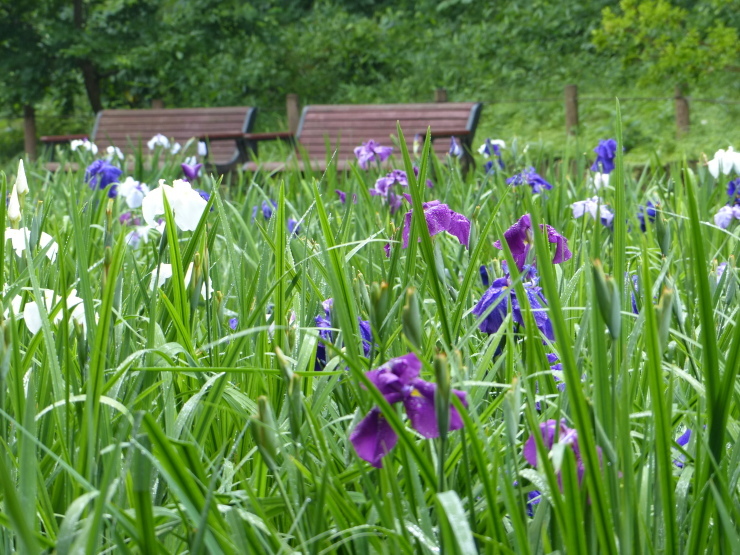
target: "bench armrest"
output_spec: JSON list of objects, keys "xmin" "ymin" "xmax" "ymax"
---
[
  {"xmin": 40, "ymin": 134, "xmax": 89, "ymax": 145},
  {"xmin": 199, "ymin": 131, "xmax": 295, "ymax": 163}
]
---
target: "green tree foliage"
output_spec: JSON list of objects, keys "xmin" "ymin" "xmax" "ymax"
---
[
  {"xmin": 0, "ymin": 1, "xmax": 66, "ymax": 111},
  {"xmin": 593, "ymin": 0, "xmax": 740, "ymax": 89}
]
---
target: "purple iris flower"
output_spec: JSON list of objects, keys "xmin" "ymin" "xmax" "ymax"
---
[
  {"xmin": 119, "ymin": 212, "xmax": 141, "ymax": 227},
  {"xmin": 287, "ymin": 218, "xmax": 300, "ymax": 234},
  {"xmin": 494, "ymin": 214, "xmax": 572, "ymax": 271},
  {"xmin": 315, "ymin": 300, "xmax": 334, "ymax": 370},
  {"xmin": 195, "ymin": 189, "xmax": 210, "ymax": 202},
  {"xmin": 336, "ymin": 190, "xmax": 358, "ymax": 204},
  {"xmin": 182, "ymin": 162, "xmax": 203, "ymax": 182},
  {"xmin": 228, "ymin": 317, "xmax": 238, "ymax": 330},
  {"xmin": 354, "ymin": 140, "xmax": 393, "ymax": 170},
  {"xmin": 472, "ymin": 274, "xmax": 555, "ymax": 340},
  {"xmin": 637, "ymin": 201, "xmax": 657, "ymax": 232},
  {"xmin": 387, "ymin": 193, "xmax": 404, "ymax": 215},
  {"xmin": 85, "ymin": 160, "xmax": 122, "ymax": 191},
  {"xmin": 449, "ymin": 137, "xmax": 463, "ymax": 158},
  {"xmin": 674, "ymin": 428, "xmax": 691, "ymax": 468},
  {"xmin": 506, "ymin": 168, "xmax": 553, "ymax": 193},
  {"xmin": 413, "ymin": 166, "xmax": 434, "ymax": 188},
  {"xmin": 523, "ymin": 419, "xmax": 600, "ymax": 483},
  {"xmin": 370, "ymin": 169, "xmax": 433, "ymax": 214},
  {"xmin": 402, "ymin": 200, "xmax": 470, "ymax": 249},
  {"xmin": 349, "ymin": 353, "xmax": 468, "ymax": 467},
  {"xmin": 371, "ymin": 169, "xmax": 409, "ymax": 196},
  {"xmin": 590, "ymin": 138, "xmax": 618, "ymax": 174},
  {"xmin": 315, "ymin": 298, "xmax": 373, "ymax": 370},
  {"xmin": 472, "ymin": 277, "xmax": 510, "ymax": 335},
  {"xmin": 718, "ymin": 262, "xmax": 728, "ymax": 279},
  {"xmin": 383, "ymin": 243, "xmax": 391, "ymax": 258}
]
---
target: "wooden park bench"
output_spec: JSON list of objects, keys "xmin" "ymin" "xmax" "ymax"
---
[
  {"xmin": 200, "ymin": 103, "xmax": 483, "ymax": 173},
  {"xmin": 41, "ymin": 106, "xmax": 257, "ymax": 174}
]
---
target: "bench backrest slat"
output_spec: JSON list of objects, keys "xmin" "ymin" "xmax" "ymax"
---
[
  {"xmin": 91, "ymin": 107, "xmax": 256, "ymax": 166},
  {"xmin": 295, "ymin": 103, "xmax": 482, "ymax": 163}
]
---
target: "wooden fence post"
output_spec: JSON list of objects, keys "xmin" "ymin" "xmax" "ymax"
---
[
  {"xmin": 23, "ymin": 104, "xmax": 37, "ymax": 161},
  {"xmin": 564, "ymin": 84, "xmax": 578, "ymax": 135},
  {"xmin": 675, "ymin": 85, "xmax": 689, "ymax": 137},
  {"xmin": 286, "ymin": 94, "xmax": 300, "ymax": 135},
  {"xmin": 434, "ymin": 88, "xmax": 448, "ymax": 102}
]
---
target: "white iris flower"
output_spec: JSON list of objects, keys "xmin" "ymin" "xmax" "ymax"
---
[
  {"xmin": 5, "ymin": 228, "xmax": 58, "ymax": 261},
  {"xmin": 141, "ymin": 179, "xmax": 208, "ymax": 232}
]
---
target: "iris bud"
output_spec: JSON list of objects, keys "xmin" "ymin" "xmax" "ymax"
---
[
  {"xmin": 252, "ymin": 396, "xmax": 279, "ymax": 462},
  {"xmin": 402, "ymin": 287, "xmax": 423, "ymax": 349},
  {"xmin": 592, "ymin": 259, "xmax": 621, "ymax": 339},
  {"xmin": 656, "ymin": 288, "xmax": 673, "ymax": 352}
]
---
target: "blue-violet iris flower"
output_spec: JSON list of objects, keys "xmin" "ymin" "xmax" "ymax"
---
[
  {"xmin": 480, "ymin": 265, "xmax": 490, "ymax": 287},
  {"xmin": 315, "ymin": 298, "xmax": 373, "ymax": 370},
  {"xmin": 506, "ymin": 167, "xmax": 553, "ymax": 193},
  {"xmin": 349, "ymin": 353, "xmax": 468, "ymax": 467},
  {"xmin": 591, "ymin": 138, "xmax": 618, "ymax": 174},
  {"xmin": 472, "ymin": 274, "xmax": 555, "ymax": 341},
  {"xmin": 674, "ymin": 428, "xmax": 691, "ymax": 468},
  {"xmin": 637, "ymin": 201, "xmax": 657, "ymax": 232},
  {"xmin": 85, "ymin": 160, "xmax": 122, "ymax": 191},
  {"xmin": 727, "ymin": 177, "xmax": 740, "ymax": 201},
  {"xmin": 479, "ymin": 139, "xmax": 505, "ymax": 172},
  {"xmin": 252, "ymin": 200, "xmax": 277, "ymax": 222}
]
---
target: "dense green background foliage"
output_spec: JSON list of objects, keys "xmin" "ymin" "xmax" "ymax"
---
[{"xmin": 0, "ymin": 0, "xmax": 738, "ymax": 162}]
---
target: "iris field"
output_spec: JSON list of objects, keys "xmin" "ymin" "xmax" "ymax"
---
[{"xmin": 1, "ymin": 108, "xmax": 739, "ymax": 554}]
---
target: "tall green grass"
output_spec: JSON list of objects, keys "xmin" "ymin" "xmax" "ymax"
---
[{"xmin": 0, "ymin": 113, "xmax": 737, "ymax": 553}]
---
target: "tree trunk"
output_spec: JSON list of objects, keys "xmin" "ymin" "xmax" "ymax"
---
[
  {"xmin": 23, "ymin": 105, "xmax": 37, "ymax": 161},
  {"xmin": 74, "ymin": 0, "xmax": 103, "ymax": 113},
  {"xmin": 80, "ymin": 60, "xmax": 103, "ymax": 113},
  {"xmin": 674, "ymin": 85, "xmax": 689, "ymax": 137}
]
